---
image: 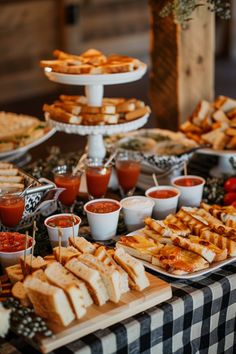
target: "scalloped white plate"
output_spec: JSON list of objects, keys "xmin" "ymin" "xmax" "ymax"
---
[
  {"xmin": 46, "ymin": 113, "xmax": 149, "ymax": 136},
  {"xmin": 123, "ymin": 229, "xmax": 236, "ymax": 279},
  {"xmin": 44, "ymin": 63, "xmax": 147, "ymax": 86},
  {"xmin": 0, "ymin": 128, "xmax": 56, "ymax": 159},
  {"xmin": 197, "ymin": 148, "xmax": 236, "ymax": 157}
]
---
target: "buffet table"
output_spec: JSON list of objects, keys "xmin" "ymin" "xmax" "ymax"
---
[
  {"xmin": 1, "ymin": 153, "xmax": 236, "ymax": 354},
  {"xmin": 1, "ymin": 262, "xmax": 236, "ymax": 353}
]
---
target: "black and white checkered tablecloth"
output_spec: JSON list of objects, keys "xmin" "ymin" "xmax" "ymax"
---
[{"xmin": 1, "ymin": 262, "xmax": 236, "ymax": 354}]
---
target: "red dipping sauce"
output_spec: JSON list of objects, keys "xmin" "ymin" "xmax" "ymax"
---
[
  {"xmin": 54, "ymin": 174, "xmax": 81, "ymax": 206},
  {"xmin": 0, "ymin": 232, "xmax": 32, "ymax": 253},
  {"xmin": 116, "ymin": 160, "xmax": 140, "ymax": 193},
  {"xmin": 86, "ymin": 201, "xmax": 120, "ymax": 214},
  {"xmin": 86, "ymin": 166, "xmax": 111, "ymax": 198},
  {"xmin": 148, "ymin": 189, "xmax": 178, "ymax": 199},
  {"xmin": 46, "ymin": 215, "xmax": 80, "ymax": 228},
  {"xmin": 0, "ymin": 195, "xmax": 25, "ymax": 227},
  {"xmin": 174, "ymin": 177, "xmax": 202, "ymax": 187}
]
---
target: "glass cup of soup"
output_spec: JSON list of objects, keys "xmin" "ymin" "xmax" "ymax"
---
[
  {"xmin": 0, "ymin": 192, "xmax": 25, "ymax": 228},
  {"xmin": 121, "ymin": 196, "xmax": 155, "ymax": 232},
  {"xmin": 44, "ymin": 213, "xmax": 81, "ymax": 247},
  {"xmin": 53, "ymin": 165, "xmax": 82, "ymax": 212},
  {"xmin": 84, "ymin": 198, "xmax": 121, "ymax": 241},
  {"xmin": 145, "ymin": 186, "xmax": 180, "ymax": 219},
  {"xmin": 85, "ymin": 158, "xmax": 112, "ymax": 199},
  {"xmin": 171, "ymin": 175, "xmax": 205, "ymax": 207},
  {"xmin": 115, "ymin": 151, "xmax": 141, "ymax": 198}
]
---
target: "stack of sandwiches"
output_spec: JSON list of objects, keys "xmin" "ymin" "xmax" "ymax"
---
[
  {"xmin": 40, "ymin": 49, "xmax": 142, "ymax": 75},
  {"xmin": 7, "ymin": 237, "xmax": 150, "ymax": 327},
  {"xmin": 117, "ymin": 202, "xmax": 236, "ymax": 275},
  {"xmin": 180, "ymin": 96, "xmax": 236, "ymax": 150},
  {"xmin": 43, "ymin": 95, "xmax": 150, "ymax": 126}
]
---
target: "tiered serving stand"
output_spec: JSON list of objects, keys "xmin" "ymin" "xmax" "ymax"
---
[{"xmin": 44, "ymin": 64, "xmax": 149, "ymax": 159}]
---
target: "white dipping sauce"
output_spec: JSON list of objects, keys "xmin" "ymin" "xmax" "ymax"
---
[{"xmin": 121, "ymin": 196, "xmax": 154, "ymax": 210}]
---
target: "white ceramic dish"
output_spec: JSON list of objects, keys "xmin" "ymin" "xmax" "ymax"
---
[
  {"xmin": 0, "ymin": 236, "xmax": 33, "ymax": 268},
  {"xmin": 121, "ymin": 196, "xmax": 154, "ymax": 232},
  {"xmin": 44, "ymin": 214, "xmax": 81, "ymax": 247},
  {"xmin": 125, "ymin": 229, "xmax": 236, "ymax": 279},
  {"xmin": 145, "ymin": 186, "xmax": 180, "ymax": 219},
  {"xmin": 84, "ymin": 198, "xmax": 121, "ymax": 241},
  {"xmin": 171, "ymin": 175, "xmax": 205, "ymax": 208},
  {"xmin": 0, "ymin": 128, "xmax": 56, "ymax": 159},
  {"xmin": 44, "ymin": 63, "xmax": 147, "ymax": 86}
]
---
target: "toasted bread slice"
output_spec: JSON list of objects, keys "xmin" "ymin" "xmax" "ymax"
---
[
  {"xmin": 144, "ymin": 218, "xmax": 174, "ymax": 237},
  {"xmin": 53, "ymin": 246, "xmax": 81, "ymax": 265},
  {"xmin": 6, "ymin": 264, "xmax": 24, "ymax": 283},
  {"xmin": 200, "ymin": 230, "xmax": 236, "ymax": 257},
  {"xmin": 31, "ymin": 269, "xmax": 48, "ymax": 282},
  {"xmin": 94, "ymin": 246, "xmax": 129, "ymax": 294},
  {"xmin": 24, "ymin": 276, "xmax": 75, "ymax": 326},
  {"xmin": 79, "ymin": 254, "xmax": 121, "ymax": 303},
  {"xmin": 164, "ymin": 214, "xmax": 191, "ymax": 237},
  {"xmin": 20, "ymin": 255, "xmax": 47, "ymax": 276},
  {"xmin": 214, "ymin": 96, "xmax": 236, "ymax": 113},
  {"xmin": 12, "ymin": 281, "xmax": 31, "ymax": 307},
  {"xmin": 43, "ymin": 104, "xmax": 82, "ymax": 125},
  {"xmin": 152, "ymin": 244, "xmax": 209, "ymax": 273},
  {"xmin": 116, "ymin": 235, "xmax": 163, "ymax": 262},
  {"xmin": 171, "ymin": 235, "xmax": 216, "ymax": 263},
  {"xmin": 45, "ymin": 262, "xmax": 87, "ymax": 319},
  {"xmin": 193, "ymin": 208, "xmax": 236, "ymax": 239},
  {"xmin": 113, "ymin": 248, "xmax": 149, "ymax": 291},
  {"xmin": 188, "ymin": 236, "xmax": 227, "ymax": 261},
  {"xmin": 45, "ymin": 263, "xmax": 92, "ymax": 308},
  {"xmin": 176, "ymin": 208, "xmax": 208, "ymax": 236},
  {"xmin": 65, "ymin": 258, "xmax": 109, "ymax": 306},
  {"xmin": 142, "ymin": 227, "xmax": 172, "ymax": 244},
  {"xmin": 78, "ymin": 254, "xmax": 121, "ymax": 303},
  {"xmin": 69, "ymin": 236, "xmax": 96, "ymax": 254}
]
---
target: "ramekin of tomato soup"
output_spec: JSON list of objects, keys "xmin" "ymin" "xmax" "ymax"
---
[
  {"xmin": 84, "ymin": 199, "xmax": 121, "ymax": 241},
  {"xmin": 171, "ymin": 175, "xmax": 205, "ymax": 208},
  {"xmin": 145, "ymin": 186, "xmax": 180, "ymax": 220},
  {"xmin": 44, "ymin": 213, "xmax": 81, "ymax": 247},
  {"xmin": 0, "ymin": 232, "xmax": 33, "ymax": 268}
]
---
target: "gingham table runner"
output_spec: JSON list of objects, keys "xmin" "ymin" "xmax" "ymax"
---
[{"xmin": 1, "ymin": 262, "xmax": 236, "ymax": 354}]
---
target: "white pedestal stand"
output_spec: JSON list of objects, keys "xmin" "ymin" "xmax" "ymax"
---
[{"xmin": 44, "ymin": 64, "xmax": 148, "ymax": 159}]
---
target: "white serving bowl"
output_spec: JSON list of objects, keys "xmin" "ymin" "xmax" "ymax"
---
[
  {"xmin": 0, "ymin": 235, "xmax": 33, "ymax": 268},
  {"xmin": 84, "ymin": 198, "xmax": 121, "ymax": 241},
  {"xmin": 171, "ymin": 175, "xmax": 205, "ymax": 208},
  {"xmin": 145, "ymin": 186, "xmax": 180, "ymax": 220},
  {"xmin": 44, "ymin": 213, "xmax": 81, "ymax": 247},
  {"xmin": 121, "ymin": 196, "xmax": 155, "ymax": 231}
]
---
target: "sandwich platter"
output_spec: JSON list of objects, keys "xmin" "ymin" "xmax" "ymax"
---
[{"xmin": 126, "ymin": 229, "xmax": 236, "ymax": 279}]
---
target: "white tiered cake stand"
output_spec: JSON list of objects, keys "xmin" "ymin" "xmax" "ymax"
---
[{"xmin": 44, "ymin": 64, "xmax": 149, "ymax": 159}]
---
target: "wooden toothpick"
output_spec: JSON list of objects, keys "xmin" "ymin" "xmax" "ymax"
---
[
  {"xmin": 23, "ymin": 231, "xmax": 29, "ymax": 276},
  {"xmin": 58, "ymin": 228, "xmax": 62, "ymax": 264},
  {"xmin": 72, "ymin": 215, "xmax": 77, "ymax": 244},
  {"xmin": 152, "ymin": 173, "xmax": 159, "ymax": 187},
  {"xmin": 183, "ymin": 162, "xmax": 188, "ymax": 176},
  {"xmin": 30, "ymin": 221, "xmax": 37, "ymax": 272}
]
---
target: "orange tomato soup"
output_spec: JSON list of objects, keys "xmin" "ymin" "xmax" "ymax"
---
[
  {"xmin": 148, "ymin": 189, "xmax": 177, "ymax": 199},
  {"xmin": 86, "ymin": 201, "xmax": 119, "ymax": 214}
]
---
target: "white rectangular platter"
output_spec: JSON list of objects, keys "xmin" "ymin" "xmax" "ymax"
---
[
  {"xmin": 34, "ymin": 273, "xmax": 171, "ymax": 353},
  {"xmin": 126, "ymin": 230, "xmax": 236, "ymax": 279}
]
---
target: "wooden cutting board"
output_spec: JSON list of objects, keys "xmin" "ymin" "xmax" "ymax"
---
[{"xmin": 37, "ymin": 273, "xmax": 171, "ymax": 353}]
